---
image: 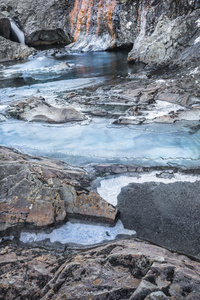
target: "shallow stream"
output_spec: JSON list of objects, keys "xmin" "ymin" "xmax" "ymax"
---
[
  {"xmin": 1, "ymin": 50, "xmax": 200, "ymax": 247},
  {"xmin": 1, "ymin": 50, "xmax": 200, "ymax": 168}
]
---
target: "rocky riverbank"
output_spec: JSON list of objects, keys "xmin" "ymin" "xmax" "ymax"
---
[
  {"xmin": 1, "ymin": 238, "xmax": 200, "ymax": 299},
  {"xmin": 1, "ymin": 0, "xmax": 200, "ymax": 299}
]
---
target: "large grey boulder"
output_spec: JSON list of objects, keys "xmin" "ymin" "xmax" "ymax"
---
[
  {"xmin": 118, "ymin": 180, "xmax": 200, "ymax": 258},
  {"xmin": 0, "ymin": 36, "xmax": 34, "ymax": 62}
]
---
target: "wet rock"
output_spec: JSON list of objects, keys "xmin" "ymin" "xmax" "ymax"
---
[
  {"xmin": 0, "ymin": 147, "xmax": 118, "ymax": 232},
  {"xmin": 90, "ymin": 109, "xmax": 108, "ymax": 117},
  {"xmin": 155, "ymin": 92, "xmax": 190, "ymax": 107},
  {"xmin": 0, "ymin": 12, "xmax": 11, "ymax": 39},
  {"xmin": 7, "ymin": 97, "xmax": 85, "ymax": 123},
  {"xmin": 0, "ymin": 36, "xmax": 34, "ymax": 62},
  {"xmin": 1, "ymin": 0, "xmax": 72, "ymax": 46},
  {"xmin": 154, "ymin": 108, "xmax": 200, "ymax": 123},
  {"xmin": 54, "ymin": 62, "xmax": 72, "ymax": 71},
  {"xmin": 1, "ymin": 238, "xmax": 200, "ymax": 299},
  {"xmin": 118, "ymin": 180, "xmax": 200, "ymax": 258}
]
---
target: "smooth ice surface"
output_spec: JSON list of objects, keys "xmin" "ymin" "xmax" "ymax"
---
[
  {"xmin": 19, "ymin": 220, "xmax": 136, "ymax": 245},
  {"xmin": 1, "ymin": 118, "xmax": 200, "ymax": 166},
  {"xmin": 98, "ymin": 172, "xmax": 200, "ymax": 206}
]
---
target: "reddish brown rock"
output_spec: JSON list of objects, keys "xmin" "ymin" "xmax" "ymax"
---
[
  {"xmin": 0, "ymin": 147, "xmax": 118, "ymax": 232},
  {"xmin": 1, "ymin": 238, "xmax": 200, "ymax": 300}
]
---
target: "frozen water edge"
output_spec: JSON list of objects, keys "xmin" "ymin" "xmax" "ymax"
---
[
  {"xmin": 19, "ymin": 220, "xmax": 136, "ymax": 246},
  {"xmin": 97, "ymin": 172, "xmax": 200, "ymax": 206}
]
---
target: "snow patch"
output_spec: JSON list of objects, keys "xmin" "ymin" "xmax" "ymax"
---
[
  {"xmin": 98, "ymin": 172, "xmax": 200, "ymax": 206},
  {"xmin": 19, "ymin": 220, "xmax": 136, "ymax": 245}
]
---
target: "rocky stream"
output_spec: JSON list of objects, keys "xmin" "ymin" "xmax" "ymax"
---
[{"xmin": 1, "ymin": 0, "xmax": 200, "ymax": 299}]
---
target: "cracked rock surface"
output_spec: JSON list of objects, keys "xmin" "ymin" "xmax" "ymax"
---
[
  {"xmin": 0, "ymin": 146, "xmax": 117, "ymax": 232},
  {"xmin": 1, "ymin": 238, "xmax": 200, "ymax": 299}
]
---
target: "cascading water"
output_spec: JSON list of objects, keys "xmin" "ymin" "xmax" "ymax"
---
[
  {"xmin": 10, "ymin": 20, "xmax": 25, "ymax": 44},
  {"xmin": 69, "ymin": 0, "xmax": 116, "ymax": 51}
]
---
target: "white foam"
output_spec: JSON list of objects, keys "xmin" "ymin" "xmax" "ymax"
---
[
  {"xmin": 189, "ymin": 67, "xmax": 199, "ymax": 75},
  {"xmin": 194, "ymin": 36, "xmax": 200, "ymax": 45},
  {"xmin": 19, "ymin": 220, "xmax": 135, "ymax": 245},
  {"xmin": 97, "ymin": 172, "xmax": 200, "ymax": 206},
  {"xmin": 145, "ymin": 100, "xmax": 184, "ymax": 120},
  {"xmin": 0, "ymin": 105, "xmax": 7, "ymax": 112}
]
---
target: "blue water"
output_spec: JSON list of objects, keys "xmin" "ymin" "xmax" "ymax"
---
[
  {"xmin": 0, "ymin": 118, "xmax": 200, "ymax": 167},
  {"xmin": 0, "ymin": 51, "xmax": 200, "ymax": 167}
]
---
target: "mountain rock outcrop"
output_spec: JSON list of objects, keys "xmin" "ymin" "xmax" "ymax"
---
[
  {"xmin": 1, "ymin": 0, "xmax": 199, "ymax": 66},
  {"xmin": 128, "ymin": 0, "xmax": 200, "ymax": 66}
]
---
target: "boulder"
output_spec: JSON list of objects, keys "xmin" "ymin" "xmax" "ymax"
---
[
  {"xmin": 0, "ymin": 147, "xmax": 118, "ymax": 232},
  {"xmin": 1, "ymin": 0, "xmax": 73, "ymax": 46},
  {"xmin": 7, "ymin": 97, "xmax": 85, "ymax": 123},
  {"xmin": 0, "ymin": 36, "xmax": 34, "ymax": 62},
  {"xmin": 1, "ymin": 239, "xmax": 200, "ymax": 299},
  {"xmin": 117, "ymin": 181, "xmax": 200, "ymax": 258},
  {"xmin": 0, "ymin": 12, "xmax": 11, "ymax": 39}
]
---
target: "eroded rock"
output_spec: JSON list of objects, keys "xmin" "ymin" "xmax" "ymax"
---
[
  {"xmin": 1, "ymin": 239, "xmax": 200, "ymax": 299},
  {"xmin": 0, "ymin": 12, "xmax": 11, "ymax": 39},
  {"xmin": 7, "ymin": 97, "xmax": 85, "ymax": 123},
  {"xmin": 0, "ymin": 36, "xmax": 34, "ymax": 62},
  {"xmin": 0, "ymin": 147, "xmax": 118, "ymax": 232}
]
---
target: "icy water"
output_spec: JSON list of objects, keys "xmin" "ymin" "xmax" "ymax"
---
[
  {"xmin": 2, "ymin": 50, "xmax": 200, "ymax": 246},
  {"xmin": 1, "ymin": 50, "xmax": 200, "ymax": 168}
]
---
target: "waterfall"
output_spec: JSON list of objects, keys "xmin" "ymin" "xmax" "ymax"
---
[
  {"xmin": 10, "ymin": 21, "xmax": 25, "ymax": 44},
  {"xmin": 69, "ymin": 0, "xmax": 116, "ymax": 51}
]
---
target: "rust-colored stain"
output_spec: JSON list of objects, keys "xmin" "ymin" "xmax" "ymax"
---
[{"xmin": 69, "ymin": 0, "xmax": 116, "ymax": 42}]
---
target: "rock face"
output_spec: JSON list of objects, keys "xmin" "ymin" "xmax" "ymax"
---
[
  {"xmin": 0, "ymin": 0, "xmax": 200, "ymax": 60},
  {"xmin": 0, "ymin": 36, "xmax": 34, "ymax": 62},
  {"xmin": 0, "ymin": 147, "xmax": 118, "ymax": 232},
  {"xmin": 0, "ymin": 0, "xmax": 138, "ymax": 50},
  {"xmin": 0, "ymin": 12, "xmax": 11, "ymax": 39},
  {"xmin": 1, "ymin": 0, "xmax": 73, "ymax": 46},
  {"xmin": 118, "ymin": 181, "xmax": 200, "ymax": 259},
  {"xmin": 128, "ymin": 1, "xmax": 200, "ymax": 66},
  {"xmin": 1, "ymin": 239, "xmax": 200, "ymax": 299},
  {"xmin": 7, "ymin": 97, "xmax": 85, "ymax": 123}
]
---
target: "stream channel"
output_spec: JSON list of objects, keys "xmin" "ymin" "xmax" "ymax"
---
[{"xmin": 1, "ymin": 49, "xmax": 200, "ymax": 248}]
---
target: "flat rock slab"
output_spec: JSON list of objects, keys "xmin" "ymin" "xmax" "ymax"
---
[
  {"xmin": 1, "ymin": 238, "xmax": 200, "ymax": 299},
  {"xmin": 0, "ymin": 147, "xmax": 117, "ymax": 232},
  {"xmin": 7, "ymin": 97, "xmax": 85, "ymax": 123},
  {"xmin": 118, "ymin": 181, "xmax": 200, "ymax": 259}
]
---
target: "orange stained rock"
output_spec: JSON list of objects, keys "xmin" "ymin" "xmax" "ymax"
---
[{"xmin": 69, "ymin": 0, "xmax": 116, "ymax": 42}]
